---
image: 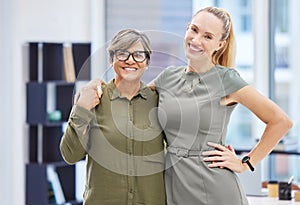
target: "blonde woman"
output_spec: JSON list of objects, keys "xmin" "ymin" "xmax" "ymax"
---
[{"xmin": 151, "ymin": 6, "xmax": 292, "ymax": 205}]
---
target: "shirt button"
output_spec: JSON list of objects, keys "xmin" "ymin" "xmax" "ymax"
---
[{"xmin": 128, "ymin": 191, "xmax": 133, "ymax": 199}]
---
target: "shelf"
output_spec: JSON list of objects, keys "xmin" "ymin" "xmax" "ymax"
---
[
  {"xmin": 26, "ymin": 82, "xmax": 74, "ymax": 125},
  {"xmin": 29, "ymin": 125, "xmax": 64, "ymax": 163},
  {"xmin": 28, "ymin": 42, "xmax": 91, "ymax": 82},
  {"xmin": 26, "ymin": 164, "xmax": 82, "ymax": 205},
  {"xmin": 28, "ymin": 42, "xmax": 64, "ymax": 82},
  {"xmin": 25, "ymin": 41, "xmax": 91, "ymax": 205},
  {"xmin": 72, "ymin": 43, "xmax": 91, "ymax": 81}
]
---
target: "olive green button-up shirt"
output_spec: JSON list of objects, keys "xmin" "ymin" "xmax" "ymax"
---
[{"xmin": 60, "ymin": 80, "xmax": 166, "ymax": 205}]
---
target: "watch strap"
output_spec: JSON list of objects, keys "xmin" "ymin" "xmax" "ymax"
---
[{"xmin": 242, "ymin": 156, "xmax": 255, "ymax": 172}]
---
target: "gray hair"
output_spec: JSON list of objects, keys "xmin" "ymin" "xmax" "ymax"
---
[{"xmin": 107, "ymin": 29, "xmax": 152, "ymax": 64}]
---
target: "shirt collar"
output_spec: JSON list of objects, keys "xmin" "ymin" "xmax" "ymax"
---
[{"xmin": 106, "ymin": 79, "xmax": 148, "ymax": 100}]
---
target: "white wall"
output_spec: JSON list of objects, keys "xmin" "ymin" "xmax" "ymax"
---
[
  {"xmin": 0, "ymin": 1, "xmax": 14, "ymax": 204},
  {"xmin": 0, "ymin": 0, "xmax": 91, "ymax": 204},
  {"xmin": 18, "ymin": 0, "xmax": 91, "ymax": 42}
]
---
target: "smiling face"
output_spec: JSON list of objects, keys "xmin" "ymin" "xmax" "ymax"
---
[
  {"xmin": 113, "ymin": 41, "xmax": 148, "ymax": 84},
  {"xmin": 184, "ymin": 11, "xmax": 226, "ymax": 64}
]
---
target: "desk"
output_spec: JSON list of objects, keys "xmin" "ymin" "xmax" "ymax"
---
[{"xmin": 248, "ymin": 196, "xmax": 300, "ymax": 205}]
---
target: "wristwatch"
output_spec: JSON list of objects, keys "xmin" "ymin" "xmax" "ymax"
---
[{"xmin": 241, "ymin": 156, "xmax": 255, "ymax": 172}]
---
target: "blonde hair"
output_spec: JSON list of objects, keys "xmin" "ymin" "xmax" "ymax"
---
[
  {"xmin": 107, "ymin": 29, "xmax": 152, "ymax": 65},
  {"xmin": 193, "ymin": 7, "xmax": 236, "ymax": 68}
]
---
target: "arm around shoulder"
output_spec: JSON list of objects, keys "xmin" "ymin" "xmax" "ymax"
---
[{"xmin": 147, "ymin": 81, "xmax": 156, "ymax": 91}]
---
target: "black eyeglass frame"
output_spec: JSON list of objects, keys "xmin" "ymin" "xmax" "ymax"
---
[{"xmin": 114, "ymin": 50, "xmax": 150, "ymax": 63}]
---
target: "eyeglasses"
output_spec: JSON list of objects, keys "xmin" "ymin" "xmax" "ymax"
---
[{"xmin": 114, "ymin": 50, "xmax": 148, "ymax": 63}]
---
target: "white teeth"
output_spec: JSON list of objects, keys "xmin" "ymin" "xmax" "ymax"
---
[
  {"xmin": 189, "ymin": 44, "xmax": 203, "ymax": 52},
  {"xmin": 124, "ymin": 67, "xmax": 137, "ymax": 71}
]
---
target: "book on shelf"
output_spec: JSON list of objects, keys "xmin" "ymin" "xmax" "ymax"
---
[
  {"xmin": 47, "ymin": 166, "xmax": 66, "ymax": 204},
  {"xmin": 63, "ymin": 44, "xmax": 76, "ymax": 82},
  {"xmin": 47, "ymin": 180, "xmax": 56, "ymax": 203}
]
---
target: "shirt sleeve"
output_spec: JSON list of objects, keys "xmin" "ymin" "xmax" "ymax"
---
[
  {"xmin": 222, "ymin": 68, "xmax": 248, "ymax": 96},
  {"xmin": 60, "ymin": 105, "xmax": 94, "ymax": 164}
]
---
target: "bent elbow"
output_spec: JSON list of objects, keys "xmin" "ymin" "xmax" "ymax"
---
[
  {"xmin": 60, "ymin": 144, "xmax": 82, "ymax": 165},
  {"xmin": 286, "ymin": 117, "xmax": 293, "ymax": 130},
  {"xmin": 280, "ymin": 115, "xmax": 293, "ymax": 132},
  {"xmin": 61, "ymin": 151, "xmax": 84, "ymax": 165},
  {"xmin": 60, "ymin": 148, "xmax": 76, "ymax": 165},
  {"xmin": 62, "ymin": 156, "xmax": 77, "ymax": 165}
]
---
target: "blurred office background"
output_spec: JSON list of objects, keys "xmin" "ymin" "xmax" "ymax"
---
[{"xmin": 1, "ymin": 0, "xmax": 300, "ymax": 204}]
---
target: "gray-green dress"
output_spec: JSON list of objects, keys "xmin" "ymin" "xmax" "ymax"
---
[{"xmin": 154, "ymin": 65, "xmax": 249, "ymax": 205}]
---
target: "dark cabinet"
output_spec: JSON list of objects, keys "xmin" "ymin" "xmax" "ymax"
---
[{"xmin": 25, "ymin": 42, "xmax": 90, "ymax": 205}]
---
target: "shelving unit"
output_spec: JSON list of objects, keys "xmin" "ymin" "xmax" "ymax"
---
[{"xmin": 25, "ymin": 42, "xmax": 91, "ymax": 205}]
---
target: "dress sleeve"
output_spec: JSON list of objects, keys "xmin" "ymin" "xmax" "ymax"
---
[
  {"xmin": 153, "ymin": 66, "xmax": 180, "ymax": 92},
  {"xmin": 153, "ymin": 68, "xmax": 169, "ymax": 88},
  {"xmin": 222, "ymin": 68, "xmax": 248, "ymax": 96}
]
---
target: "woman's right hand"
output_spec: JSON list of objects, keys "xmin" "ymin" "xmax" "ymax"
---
[{"xmin": 74, "ymin": 79, "xmax": 104, "ymax": 110}]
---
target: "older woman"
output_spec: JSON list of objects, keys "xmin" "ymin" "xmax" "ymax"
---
[{"xmin": 60, "ymin": 29, "xmax": 166, "ymax": 205}]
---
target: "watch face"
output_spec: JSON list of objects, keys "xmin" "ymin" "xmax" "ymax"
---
[{"xmin": 242, "ymin": 156, "xmax": 250, "ymax": 163}]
